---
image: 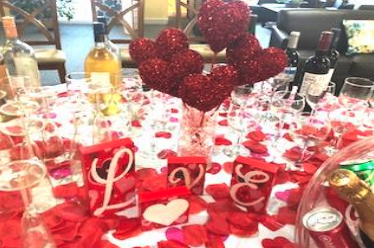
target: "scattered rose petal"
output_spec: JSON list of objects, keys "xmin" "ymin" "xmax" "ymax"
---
[
  {"xmin": 155, "ymin": 131, "xmax": 172, "ymax": 139},
  {"xmin": 207, "ymin": 163, "xmax": 221, "ymax": 174},
  {"xmin": 246, "ymin": 130, "xmax": 266, "ymax": 141}
]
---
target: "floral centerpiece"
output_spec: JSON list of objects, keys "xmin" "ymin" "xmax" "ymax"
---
[{"xmin": 129, "ymin": 0, "xmax": 288, "ymax": 162}]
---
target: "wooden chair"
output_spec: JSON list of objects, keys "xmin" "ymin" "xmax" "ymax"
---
[
  {"xmin": 90, "ymin": 0, "xmax": 145, "ymax": 68},
  {"xmin": 0, "ymin": 0, "xmax": 67, "ymax": 83},
  {"xmin": 174, "ymin": 0, "xmax": 257, "ymax": 64}
]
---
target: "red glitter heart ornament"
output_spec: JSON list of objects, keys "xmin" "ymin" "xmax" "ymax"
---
[
  {"xmin": 226, "ymin": 33, "xmax": 261, "ymax": 65},
  {"xmin": 169, "ymin": 49, "xmax": 205, "ymax": 81},
  {"xmin": 155, "ymin": 28, "xmax": 189, "ymax": 61},
  {"xmin": 129, "ymin": 38, "xmax": 158, "ymax": 64},
  {"xmin": 139, "ymin": 58, "xmax": 176, "ymax": 93},
  {"xmin": 179, "ymin": 66, "xmax": 236, "ymax": 112},
  {"xmin": 198, "ymin": 0, "xmax": 250, "ymax": 53},
  {"xmin": 236, "ymin": 47, "xmax": 287, "ymax": 86}
]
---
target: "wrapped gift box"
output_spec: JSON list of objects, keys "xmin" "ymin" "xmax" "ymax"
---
[
  {"xmin": 230, "ymin": 156, "xmax": 279, "ymax": 214},
  {"xmin": 139, "ymin": 186, "xmax": 190, "ymax": 231},
  {"xmin": 167, "ymin": 157, "xmax": 207, "ymax": 195},
  {"xmin": 79, "ymin": 138, "xmax": 136, "ymax": 217}
]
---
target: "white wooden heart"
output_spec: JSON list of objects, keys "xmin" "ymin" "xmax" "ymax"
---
[{"xmin": 143, "ymin": 199, "xmax": 189, "ymax": 226}]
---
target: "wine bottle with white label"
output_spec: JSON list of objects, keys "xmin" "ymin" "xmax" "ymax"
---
[
  {"xmin": 84, "ymin": 22, "xmax": 121, "ymax": 87},
  {"xmin": 1, "ymin": 16, "xmax": 40, "ymax": 87},
  {"xmin": 298, "ymin": 31, "xmax": 333, "ymax": 96}
]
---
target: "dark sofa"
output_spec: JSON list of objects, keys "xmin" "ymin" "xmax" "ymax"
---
[{"xmin": 269, "ymin": 9, "xmax": 374, "ymax": 93}]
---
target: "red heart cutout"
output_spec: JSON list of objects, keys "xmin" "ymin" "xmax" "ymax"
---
[
  {"xmin": 179, "ymin": 65, "xmax": 237, "ymax": 112},
  {"xmin": 236, "ymin": 47, "xmax": 287, "ymax": 86},
  {"xmin": 198, "ymin": 0, "xmax": 250, "ymax": 53}
]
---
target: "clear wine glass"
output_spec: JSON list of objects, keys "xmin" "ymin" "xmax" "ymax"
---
[
  {"xmin": 305, "ymin": 81, "xmax": 336, "ymax": 110},
  {"xmin": 327, "ymin": 106, "xmax": 365, "ymax": 155},
  {"xmin": 224, "ymin": 97, "xmax": 260, "ymax": 157},
  {"xmin": 289, "ymin": 111, "xmax": 331, "ymax": 171},
  {"xmin": 339, "ymin": 77, "xmax": 374, "ymax": 109},
  {"xmin": 0, "ymin": 159, "xmax": 57, "ymax": 248}
]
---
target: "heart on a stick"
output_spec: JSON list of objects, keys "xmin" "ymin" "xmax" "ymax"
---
[
  {"xmin": 143, "ymin": 199, "xmax": 189, "ymax": 226},
  {"xmin": 198, "ymin": 0, "xmax": 250, "ymax": 53},
  {"xmin": 236, "ymin": 47, "xmax": 287, "ymax": 86},
  {"xmin": 179, "ymin": 65, "xmax": 237, "ymax": 112}
]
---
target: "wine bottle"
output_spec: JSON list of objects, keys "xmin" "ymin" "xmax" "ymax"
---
[
  {"xmin": 1, "ymin": 16, "xmax": 40, "ymax": 87},
  {"xmin": 0, "ymin": 52, "xmax": 9, "ymax": 79},
  {"xmin": 326, "ymin": 28, "xmax": 341, "ymax": 83},
  {"xmin": 97, "ymin": 16, "xmax": 120, "ymax": 58},
  {"xmin": 329, "ymin": 169, "xmax": 374, "ymax": 247},
  {"xmin": 298, "ymin": 31, "xmax": 333, "ymax": 96},
  {"xmin": 84, "ymin": 22, "xmax": 121, "ymax": 87},
  {"xmin": 283, "ymin": 31, "xmax": 300, "ymax": 84}
]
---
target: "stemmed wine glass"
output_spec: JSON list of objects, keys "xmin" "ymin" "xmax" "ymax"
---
[
  {"xmin": 0, "ymin": 159, "xmax": 56, "ymax": 248},
  {"xmin": 339, "ymin": 77, "xmax": 374, "ymax": 109},
  {"xmin": 289, "ymin": 111, "xmax": 331, "ymax": 171},
  {"xmin": 224, "ymin": 97, "xmax": 260, "ymax": 157},
  {"xmin": 326, "ymin": 106, "xmax": 365, "ymax": 155},
  {"xmin": 305, "ymin": 82, "xmax": 336, "ymax": 110}
]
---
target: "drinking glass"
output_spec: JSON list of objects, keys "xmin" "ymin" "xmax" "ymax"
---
[
  {"xmin": 225, "ymin": 97, "xmax": 260, "ymax": 157},
  {"xmin": 339, "ymin": 77, "xmax": 374, "ymax": 109},
  {"xmin": 327, "ymin": 106, "xmax": 364, "ymax": 155},
  {"xmin": 289, "ymin": 111, "xmax": 331, "ymax": 170},
  {"xmin": 0, "ymin": 159, "xmax": 56, "ymax": 247},
  {"xmin": 305, "ymin": 81, "xmax": 336, "ymax": 110},
  {"xmin": 271, "ymin": 90, "xmax": 306, "ymax": 114}
]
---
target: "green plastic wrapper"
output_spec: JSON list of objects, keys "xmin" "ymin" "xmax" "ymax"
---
[{"xmin": 340, "ymin": 159, "xmax": 374, "ymax": 189}]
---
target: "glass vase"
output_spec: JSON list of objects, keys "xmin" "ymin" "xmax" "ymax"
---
[{"xmin": 177, "ymin": 104, "xmax": 217, "ymax": 167}]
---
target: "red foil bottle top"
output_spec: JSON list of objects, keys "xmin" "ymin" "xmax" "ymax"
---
[{"xmin": 318, "ymin": 31, "xmax": 333, "ymax": 51}]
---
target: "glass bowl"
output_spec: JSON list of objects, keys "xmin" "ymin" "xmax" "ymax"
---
[{"xmin": 296, "ymin": 136, "xmax": 374, "ymax": 248}]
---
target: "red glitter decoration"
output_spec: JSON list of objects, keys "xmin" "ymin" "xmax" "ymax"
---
[
  {"xmin": 198, "ymin": 0, "xmax": 250, "ymax": 53},
  {"xmin": 155, "ymin": 28, "xmax": 189, "ymax": 61},
  {"xmin": 129, "ymin": 38, "xmax": 158, "ymax": 64},
  {"xmin": 169, "ymin": 49, "xmax": 204, "ymax": 81},
  {"xmin": 236, "ymin": 47, "xmax": 287, "ymax": 86},
  {"xmin": 226, "ymin": 33, "xmax": 261, "ymax": 65},
  {"xmin": 179, "ymin": 66, "xmax": 236, "ymax": 112},
  {"xmin": 139, "ymin": 59, "xmax": 176, "ymax": 93}
]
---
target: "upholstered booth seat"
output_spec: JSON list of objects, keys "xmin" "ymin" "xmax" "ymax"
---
[{"xmin": 35, "ymin": 49, "xmax": 66, "ymax": 64}]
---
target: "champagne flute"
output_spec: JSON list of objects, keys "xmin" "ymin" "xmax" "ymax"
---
[
  {"xmin": 339, "ymin": 77, "xmax": 374, "ymax": 109},
  {"xmin": 289, "ymin": 111, "xmax": 331, "ymax": 170},
  {"xmin": 305, "ymin": 81, "xmax": 336, "ymax": 110}
]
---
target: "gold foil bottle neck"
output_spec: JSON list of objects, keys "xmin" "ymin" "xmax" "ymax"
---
[{"xmin": 329, "ymin": 169, "xmax": 371, "ymax": 204}]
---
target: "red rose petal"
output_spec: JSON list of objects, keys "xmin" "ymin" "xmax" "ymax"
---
[
  {"xmin": 206, "ymin": 216, "xmax": 230, "ymax": 236},
  {"xmin": 262, "ymin": 237, "xmax": 293, "ymax": 248},
  {"xmin": 207, "ymin": 163, "xmax": 222, "ymax": 175},
  {"xmin": 258, "ymin": 215, "xmax": 285, "ymax": 232},
  {"xmin": 52, "ymin": 202, "xmax": 88, "ymax": 222},
  {"xmin": 131, "ymin": 120, "xmax": 141, "ymax": 127},
  {"xmin": 189, "ymin": 195, "xmax": 208, "ymax": 214},
  {"xmin": 218, "ymin": 120, "xmax": 228, "ymax": 126},
  {"xmin": 155, "ymin": 131, "xmax": 172, "ymax": 139},
  {"xmin": 275, "ymin": 206, "xmax": 297, "ymax": 225},
  {"xmin": 242, "ymin": 140, "xmax": 267, "ymax": 154},
  {"xmin": 206, "ymin": 184, "xmax": 230, "ymax": 200},
  {"xmin": 246, "ymin": 130, "xmax": 266, "ymax": 141},
  {"xmin": 112, "ymin": 218, "xmax": 142, "ymax": 240},
  {"xmin": 215, "ymin": 136, "xmax": 232, "ymax": 146},
  {"xmin": 157, "ymin": 149, "xmax": 178, "ymax": 159},
  {"xmin": 283, "ymin": 147, "xmax": 301, "ymax": 161},
  {"xmin": 183, "ymin": 225, "xmax": 208, "ymax": 246},
  {"xmin": 223, "ymin": 162, "xmax": 234, "ymax": 174},
  {"xmin": 136, "ymin": 168, "xmax": 158, "ymax": 181},
  {"xmin": 157, "ymin": 240, "xmax": 190, "ymax": 248},
  {"xmin": 205, "ymin": 235, "xmax": 226, "ymax": 248},
  {"xmin": 53, "ymin": 182, "xmax": 78, "ymax": 199}
]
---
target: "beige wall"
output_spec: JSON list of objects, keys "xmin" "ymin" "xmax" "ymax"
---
[{"xmin": 145, "ymin": 0, "xmax": 169, "ymax": 24}]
